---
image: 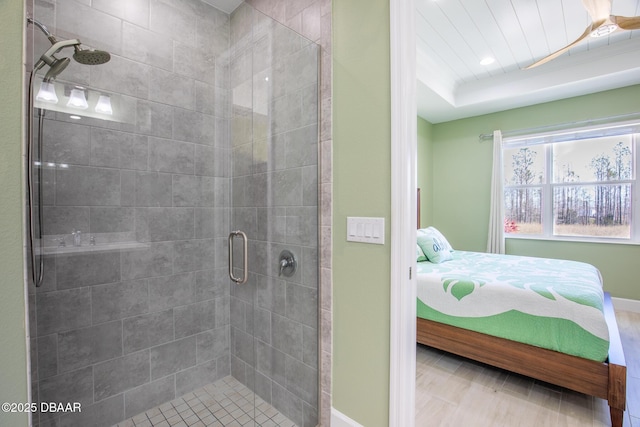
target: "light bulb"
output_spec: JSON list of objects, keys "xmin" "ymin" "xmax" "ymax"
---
[
  {"xmin": 95, "ymin": 95, "xmax": 113, "ymax": 115},
  {"xmin": 67, "ymin": 88, "xmax": 88, "ymax": 109},
  {"xmin": 36, "ymin": 82, "xmax": 58, "ymax": 103}
]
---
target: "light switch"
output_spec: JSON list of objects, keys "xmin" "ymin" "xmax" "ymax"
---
[
  {"xmin": 346, "ymin": 217, "xmax": 385, "ymax": 244},
  {"xmin": 348, "ymin": 221, "xmax": 356, "ymax": 236}
]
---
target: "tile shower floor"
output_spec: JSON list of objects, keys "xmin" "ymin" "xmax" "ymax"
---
[{"xmin": 114, "ymin": 376, "xmax": 296, "ymax": 427}]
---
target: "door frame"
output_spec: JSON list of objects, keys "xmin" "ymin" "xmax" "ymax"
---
[{"xmin": 389, "ymin": 0, "xmax": 417, "ymax": 426}]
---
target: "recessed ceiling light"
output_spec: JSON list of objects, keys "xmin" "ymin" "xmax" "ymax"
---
[
  {"xmin": 480, "ymin": 57, "xmax": 495, "ymax": 66},
  {"xmin": 69, "ymin": 115, "xmax": 82, "ymax": 120}
]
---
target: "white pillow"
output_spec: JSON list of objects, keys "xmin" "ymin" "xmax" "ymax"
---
[
  {"xmin": 417, "ymin": 228, "xmax": 453, "ymax": 264},
  {"xmin": 426, "ymin": 226, "xmax": 454, "ymax": 252}
]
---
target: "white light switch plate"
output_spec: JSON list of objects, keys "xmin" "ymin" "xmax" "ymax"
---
[{"xmin": 347, "ymin": 217, "xmax": 385, "ymax": 244}]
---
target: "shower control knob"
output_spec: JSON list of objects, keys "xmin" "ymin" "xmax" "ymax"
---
[{"xmin": 278, "ymin": 250, "xmax": 297, "ymax": 277}]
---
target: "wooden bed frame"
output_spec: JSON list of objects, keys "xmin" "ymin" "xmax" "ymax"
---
[{"xmin": 416, "ymin": 292, "xmax": 627, "ymax": 426}]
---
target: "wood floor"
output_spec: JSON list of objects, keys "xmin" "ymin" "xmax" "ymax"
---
[{"xmin": 415, "ymin": 310, "xmax": 640, "ymax": 427}]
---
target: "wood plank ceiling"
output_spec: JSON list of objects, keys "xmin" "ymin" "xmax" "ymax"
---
[{"xmin": 416, "ymin": 0, "xmax": 640, "ymax": 123}]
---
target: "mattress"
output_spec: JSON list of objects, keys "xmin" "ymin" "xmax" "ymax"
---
[{"xmin": 416, "ymin": 251, "xmax": 610, "ymax": 361}]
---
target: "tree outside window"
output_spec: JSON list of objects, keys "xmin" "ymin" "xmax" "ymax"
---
[{"xmin": 503, "ymin": 133, "xmax": 635, "ymax": 241}]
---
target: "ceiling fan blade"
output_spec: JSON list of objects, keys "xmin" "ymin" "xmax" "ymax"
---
[
  {"xmin": 581, "ymin": 0, "xmax": 612, "ymax": 22},
  {"xmin": 524, "ymin": 21, "xmax": 603, "ymax": 69},
  {"xmin": 615, "ymin": 15, "xmax": 640, "ymax": 30}
]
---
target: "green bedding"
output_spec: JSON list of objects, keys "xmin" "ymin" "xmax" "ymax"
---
[{"xmin": 416, "ymin": 251, "xmax": 610, "ymax": 362}]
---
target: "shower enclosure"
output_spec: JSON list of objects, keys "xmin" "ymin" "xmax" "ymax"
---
[{"xmin": 26, "ymin": 1, "xmax": 319, "ymax": 426}]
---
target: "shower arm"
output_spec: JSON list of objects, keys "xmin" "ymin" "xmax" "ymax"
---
[
  {"xmin": 34, "ymin": 38, "xmax": 81, "ymax": 70},
  {"xmin": 28, "ymin": 17, "xmax": 82, "ymax": 71}
]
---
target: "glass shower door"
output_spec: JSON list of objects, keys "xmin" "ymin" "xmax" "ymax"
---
[{"xmin": 228, "ymin": 5, "xmax": 320, "ymax": 427}]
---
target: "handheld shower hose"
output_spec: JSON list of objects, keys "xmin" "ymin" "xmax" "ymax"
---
[{"xmin": 26, "ymin": 17, "xmax": 111, "ymax": 287}]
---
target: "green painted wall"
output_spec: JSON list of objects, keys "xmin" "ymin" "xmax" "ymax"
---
[
  {"xmin": 0, "ymin": 1, "xmax": 30, "ymax": 427},
  {"xmin": 332, "ymin": 0, "xmax": 391, "ymax": 425},
  {"xmin": 425, "ymin": 85, "xmax": 640, "ymax": 300},
  {"xmin": 417, "ymin": 116, "xmax": 433, "ymax": 228}
]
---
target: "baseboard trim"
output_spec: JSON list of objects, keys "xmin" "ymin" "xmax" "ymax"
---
[
  {"xmin": 612, "ymin": 297, "xmax": 640, "ymax": 313},
  {"xmin": 331, "ymin": 408, "xmax": 364, "ymax": 427}
]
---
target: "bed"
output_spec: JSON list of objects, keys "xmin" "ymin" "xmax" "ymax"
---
[{"xmin": 415, "ymin": 229, "xmax": 627, "ymax": 427}]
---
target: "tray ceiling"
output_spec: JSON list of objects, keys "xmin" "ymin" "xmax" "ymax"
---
[{"xmin": 417, "ymin": 0, "xmax": 640, "ymax": 123}]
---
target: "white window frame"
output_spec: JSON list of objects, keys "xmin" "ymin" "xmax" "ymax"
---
[{"xmin": 503, "ymin": 122, "xmax": 640, "ymax": 245}]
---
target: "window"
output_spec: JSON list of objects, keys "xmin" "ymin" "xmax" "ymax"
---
[{"xmin": 503, "ymin": 122, "xmax": 640, "ymax": 242}]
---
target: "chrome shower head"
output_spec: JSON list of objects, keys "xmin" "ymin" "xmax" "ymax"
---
[
  {"xmin": 73, "ymin": 46, "xmax": 111, "ymax": 65},
  {"xmin": 43, "ymin": 57, "xmax": 71, "ymax": 82},
  {"xmin": 28, "ymin": 17, "xmax": 111, "ymax": 81},
  {"xmin": 33, "ymin": 38, "xmax": 82, "ymax": 72}
]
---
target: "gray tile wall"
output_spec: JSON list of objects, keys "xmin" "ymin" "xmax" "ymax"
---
[
  {"xmin": 29, "ymin": 0, "xmax": 232, "ymax": 426},
  {"xmin": 228, "ymin": 5, "xmax": 319, "ymax": 427},
  {"xmin": 28, "ymin": 1, "xmax": 320, "ymax": 427}
]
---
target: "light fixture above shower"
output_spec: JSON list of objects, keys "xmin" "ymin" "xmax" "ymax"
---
[
  {"xmin": 95, "ymin": 94, "xmax": 113, "ymax": 115},
  {"xmin": 35, "ymin": 82, "xmax": 58, "ymax": 103},
  {"xmin": 32, "ymin": 77, "xmax": 128, "ymax": 122},
  {"xmin": 67, "ymin": 87, "xmax": 89, "ymax": 109}
]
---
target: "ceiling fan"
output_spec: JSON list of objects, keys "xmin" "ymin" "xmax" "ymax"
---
[{"xmin": 526, "ymin": 0, "xmax": 640, "ymax": 69}]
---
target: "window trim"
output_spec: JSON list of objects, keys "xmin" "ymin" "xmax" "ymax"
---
[{"xmin": 502, "ymin": 123, "xmax": 640, "ymax": 244}]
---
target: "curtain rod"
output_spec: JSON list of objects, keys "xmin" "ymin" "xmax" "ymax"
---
[{"xmin": 478, "ymin": 112, "xmax": 640, "ymax": 141}]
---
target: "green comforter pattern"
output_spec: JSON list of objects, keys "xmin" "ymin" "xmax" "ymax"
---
[{"xmin": 416, "ymin": 251, "xmax": 609, "ymax": 361}]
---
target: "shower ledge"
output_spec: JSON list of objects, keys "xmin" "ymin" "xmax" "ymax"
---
[{"xmin": 38, "ymin": 241, "xmax": 149, "ymax": 256}]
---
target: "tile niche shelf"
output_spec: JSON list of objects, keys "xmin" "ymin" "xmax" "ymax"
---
[{"xmin": 38, "ymin": 241, "xmax": 149, "ymax": 256}]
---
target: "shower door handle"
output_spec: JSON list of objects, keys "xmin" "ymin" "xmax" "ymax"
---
[{"xmin": 228, "ymin": 230, "xmax": 248, "ymax": 285}]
